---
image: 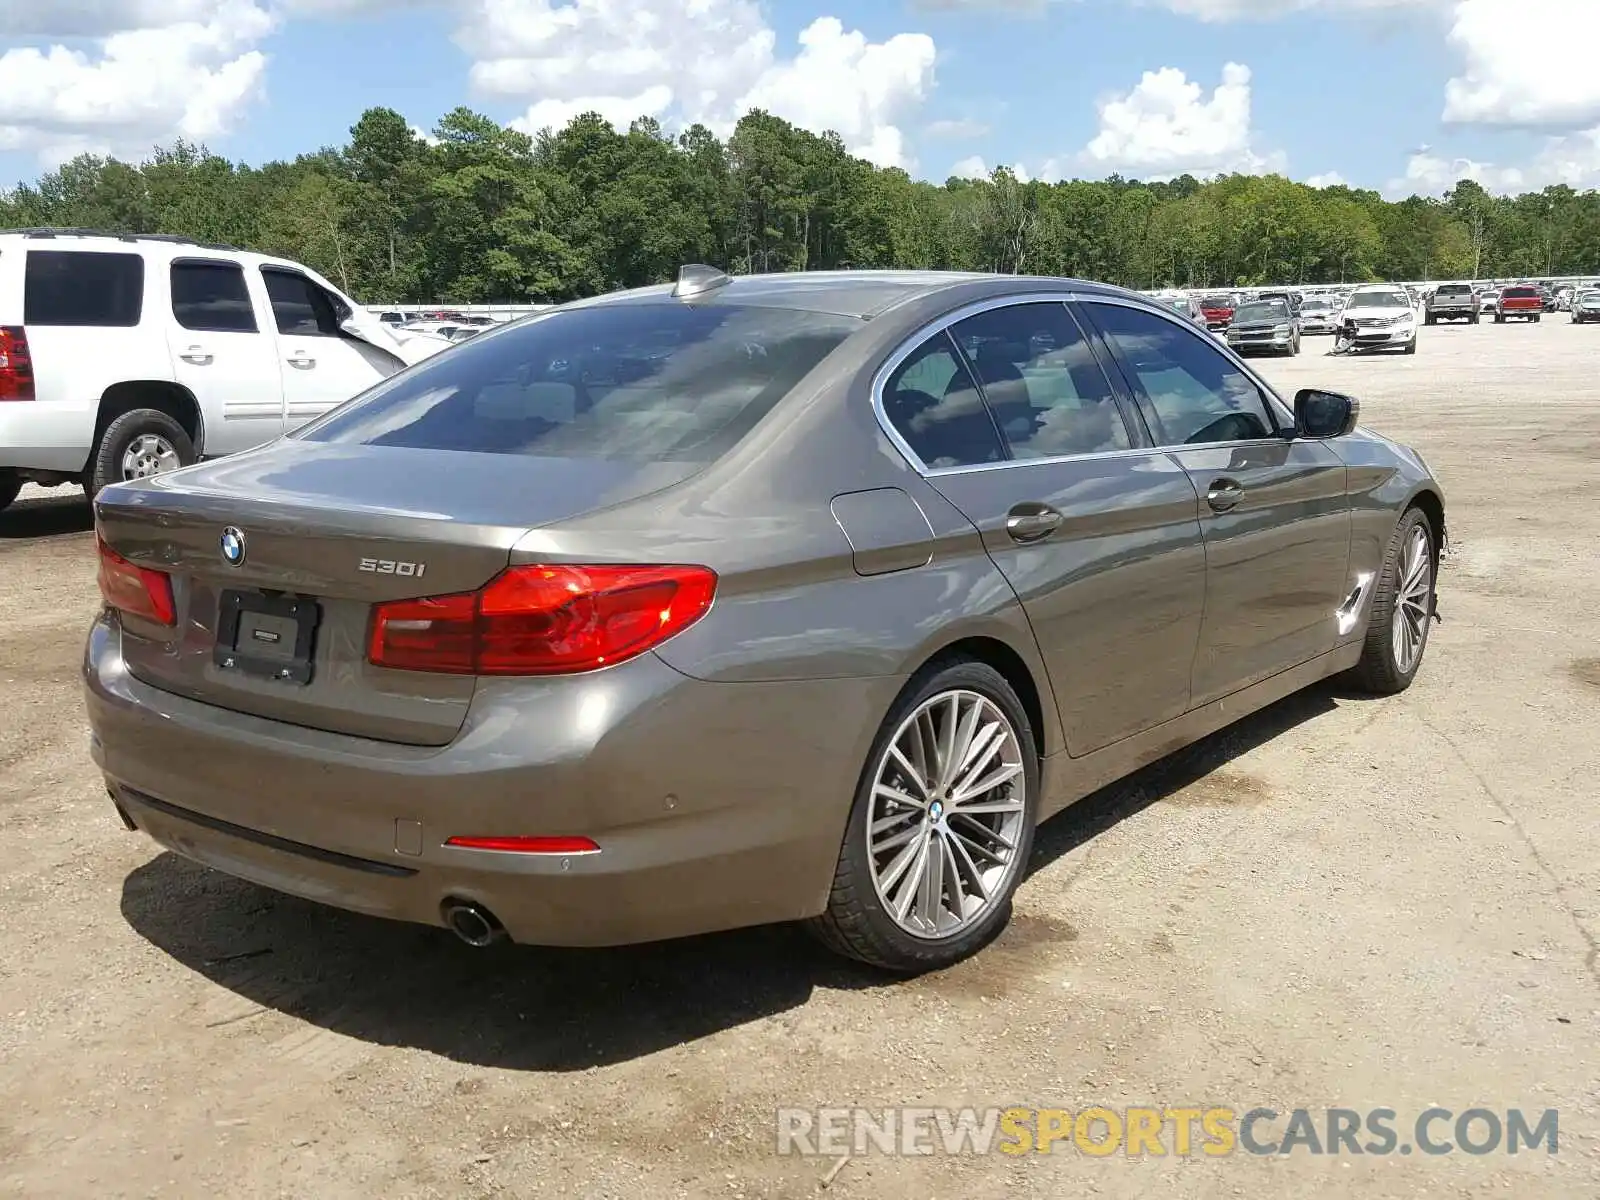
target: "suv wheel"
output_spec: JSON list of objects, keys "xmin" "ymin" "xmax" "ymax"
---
[
  {"xmin": 88, "ymin": 409, "xmax": 196, "ymax": 498},
  {"xmin": 808, "ymin": 659, "xmax": 1039, "ymax": 973},
  {"xmin": 0, "ymin": 469, "xmax": 20, "ymax": 514}
]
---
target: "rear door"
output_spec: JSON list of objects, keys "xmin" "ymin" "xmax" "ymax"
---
[
  {"xmin": 882, "ymin": 298, "xmax": 1208, "ymax": 754},
  {"xmin": 259, "ymin": 266, "xmax": 397, "ymax": 428},
  {"xmin": 166, "ymin": 257, "xmax": 285, "ymax": 456},
  {"xmin": 1081, "ymin": 299, "xmax": 1352, "ymax": 706}
]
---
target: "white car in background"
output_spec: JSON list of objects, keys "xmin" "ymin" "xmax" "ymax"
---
[
  {"xmin": 0, "ymin": 230, "xmax": 449, "ymax": 511},
  {"xmin": 1336, "ymin": 285, "xmax": 1419, "ymax": 354},
  {"xmin": 1297, "ymin": 296, "xmax": 1341, "ymax": 334}
]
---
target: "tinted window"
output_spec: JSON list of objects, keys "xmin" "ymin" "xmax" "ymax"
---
[
  {"xmin": 300, "ymin": 302, "xmax": 859, "ymax": 462},
  {"xmin": 883, "ymin": 331, "xmax": 1003, "ymax": 469},
  {"xmin": 1089, "ymin": 304, "xmax": 1277, "ymax": 446},
  {"xmin": 1503, "ymin": 287, "xmax": 1538, "ymax": 298},
  {"xmin": 261, "ymin": 268, "xmax": 342, "ymax": 336},
  {"xmin": 171, "ymin": 261, "xmax": 257, "ymax": 333},
  {"xmin": 24, "ymin": 250, "xmax": 144, "ymax": 327},
  {"xmin": 1436, "ymin": 284, "xmax": 1472, "ymax": 296},
  {"xmin": 1233, "ymin": 301, "xmax": 1290, "ymax": 323},
  {"xmin": 949, "ymin": 303, "xmax": 1130, "ymax": 459}
]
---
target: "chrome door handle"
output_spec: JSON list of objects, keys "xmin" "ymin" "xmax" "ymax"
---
[
  {"xmin": 287, "ymin": 354, "xmax": 316, "ymax": 369},
  {"xmin": 1005, "ymin": 503, "xmax": 1063, "ymax": 543},
  {"xmin": 1206, "ymin": 478, "xmax": 1244, "ymax": 512},
  {"xmin": 179, "ymin": 346, "xmax": 212, "ymax": 365}
]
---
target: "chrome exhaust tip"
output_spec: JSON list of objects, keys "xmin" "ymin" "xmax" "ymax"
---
[{"xmin": 442, "ymin": 900, "xmax": 506, "ymax": 948}]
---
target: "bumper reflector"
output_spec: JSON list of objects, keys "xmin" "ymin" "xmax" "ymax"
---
[{"xmin": 445, "ymin": 835, "xmax": 600, "ymax": 854}]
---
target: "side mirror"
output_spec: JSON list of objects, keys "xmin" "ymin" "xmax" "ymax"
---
[{"xmin": 1294, "ymin": 388, "xmax": 1359, "ymax": 438}]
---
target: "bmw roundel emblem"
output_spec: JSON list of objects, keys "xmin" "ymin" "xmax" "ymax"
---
[{"xmin": 220, "ymin": 526, "xmax": 247, "ymax": 567}]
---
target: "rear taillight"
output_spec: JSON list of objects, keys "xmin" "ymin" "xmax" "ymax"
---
[
  {"xmin": 368, "ymin": 563, "xmax": 717, "ymax": 675},
  {"xmin": 96, "ymin": 537, "xmax": 176, "ymax": 626},
  {"xmin": 0, "ymin": 326, "xmax": 35, "ymax": 401}
]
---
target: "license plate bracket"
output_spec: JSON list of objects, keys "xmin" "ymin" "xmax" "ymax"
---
[{"xmin": 214, "ymin": 591, "xmax": 320, "ymax": 685}]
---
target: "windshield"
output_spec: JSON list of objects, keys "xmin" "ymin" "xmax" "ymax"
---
[
  {"xmin": 1233, "ymin": 301, "xmax": 1289, "ymax": 323},
  {"xmin": 299, "ymin": 302, "xmax": 862, "ymax": 462},
  {"xmin": 1199, "ymin": 295, "xmax": 1233, "ymax": 308},
  {"xmin": 1349, "ymin": 291, "xmax": 1409, "ymax": 309},
  {"xmin": 1301, "ymin": 299, "xmax": 1332, "ymax": 311},
  {"xmin": 1167, "ymin": 298, "xmax": 1192, "ymax": 310}
]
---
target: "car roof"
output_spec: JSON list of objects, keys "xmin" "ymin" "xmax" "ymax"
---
[{"xmin": 560, "ymin": 269, "xmax": 1135, "ymax": 320}]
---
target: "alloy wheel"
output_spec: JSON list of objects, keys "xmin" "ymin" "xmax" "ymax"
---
[
  {"xmin": 121, "ymin": 434, "xmax": 181, "ymax": 480},
  {"xmin": 866, "ymin": 689, "xmax": 1027, "ymax": 939},
  {"xmin": 1391, "ymin": 525, "xmax": 1432, "ymax": 674}
]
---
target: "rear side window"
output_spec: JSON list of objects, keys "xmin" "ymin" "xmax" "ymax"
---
[
  {"xmin": 261, "ymin": 268, "xmax": 343, "ymax": 336},
  {"xmin": 24, "ymin": 251, "xmax": 144, "ymax": 327},
  {"xmin": 298, "ymin": 302, "xmax": 861, "ymax": 463},
  {"xmin": 171, "ymin": 261, "xmax": 258, "ymax": 333},
  {"xmin": 883, "ymin": 331, "xmax": 1004, "ymax": 469}
]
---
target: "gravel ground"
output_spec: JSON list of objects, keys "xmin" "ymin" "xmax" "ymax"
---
[{"xmin": 2, "ymin": 319, "xmax": 1598, "ymax": 1198}]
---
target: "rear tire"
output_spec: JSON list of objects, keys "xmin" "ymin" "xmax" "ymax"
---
[
  {"xmin": 88, "ymin": 409, "xmax": 196, "ymax": 498},
  {"xmin": 1532, "ymin": 313, "xmax": 1541, "ymax": 323},
  {"xmin": 1345, "ymin": 507, "xmax": 1435, "ymax": 696},
  {"xmin": 0, "ymin": 469, "xmax": 20, "ymax": 514},
  {"xmin": 807, "ymin": 658, "xmax": 1039, "ymax": 973}
]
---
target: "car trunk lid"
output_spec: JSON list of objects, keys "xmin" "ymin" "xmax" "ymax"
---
[{"xmin": 94, "ymin": 440, "xmax": 699, "ymax": 746}]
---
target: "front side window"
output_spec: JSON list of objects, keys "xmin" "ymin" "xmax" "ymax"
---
[
  {"xmin": 171, "ymin": 261, "xmax": 258, "ymax": 333},
  {"xmin": 261, "ymin": 268, "xmax": 342, "ymax": 336},
  {"xmin": 300, "ymin": 302, "xmax": 860, "ymax": 463},
  {"xmin": 883, "ymin": 331, "xmax": 1003, "ymax": 469},
  {"xmin": 24, "ymin": 250, "xmax": 144, "ymax": 327},
  {"xmin": 1087, "ymin": 303, "xmax": 1278, "ymax": 446},
  {"xmin": 949, "ymin": 303, "xmax": 1130, "ymax": 459}
]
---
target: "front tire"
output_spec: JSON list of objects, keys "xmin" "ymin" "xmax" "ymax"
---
[
  {"xmin": 1346, "ymin": 508, "xmax": 1435, "ymax": 695},
  {"xmin": 1403, "ymin": 335, "xmax": 1417, "ymax": 355},
  {"xmin": 87, "ymin": 409, "xmax": 196, "ymax": 498},
  {"xmin": 808, "ymin": 659, "xmax": 1039, "ymax": 973}
]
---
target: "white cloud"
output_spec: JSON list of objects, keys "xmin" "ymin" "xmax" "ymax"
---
[
  {"xmin": 1152, "ymin": 0, "xmax": 1444, "ymax": 18},
  {"xmin": 924, "ymin": 118, "xmax": 989, "ymax": 140},
  {"xmin": 1442, "ymin": 0, "xmax": 1600, "ymax": 130},
  {"xmin": 950, "ymin": 155, "xmax": 988, "ymax": 180},
  {"xmin": 1081, "ymin": 62, "xmax": 1285, "ymax": 178},
  {"xmin": 0, "ymin": 0, "xmax": 271, "ymax": 165},
  {"xmin": 460, "ymin": 0, "xmax": 936, "ymax": 170},
  {"xmin": 0, "ymin": 0, "xmax": 223, "ymax": 37},
  {"xmin": 1387, "ymin": 131, "xmax": 1600, "ymax": 197},
  {"xmin": 1305, "ymin": 170, "xmax": 1348, "ymax": 188}
]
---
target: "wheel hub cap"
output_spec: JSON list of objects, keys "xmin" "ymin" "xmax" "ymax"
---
[{"xmin": 1391, "ymin": 525, "xmax": 1433, "ymax": 674}]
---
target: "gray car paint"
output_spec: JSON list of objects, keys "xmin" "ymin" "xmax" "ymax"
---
[{"xmin": 85, "ymin": 270, "xmax": 1444, "ymax": 948}]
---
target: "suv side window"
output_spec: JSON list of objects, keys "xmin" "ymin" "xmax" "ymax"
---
[
  {"xmin": 261, "ymin": 268, "xmax": 344, "ymax": 337},
  {"xmin": 1086, "ymin": 303, "xmax": 1278, "ymax": 446},
  {"xmin": 949, "ymin": 302, "xmax": 1130, "ymax": 459},
  {"xmin": 882, "ymin": 331, "xmax": 1005, "ymax": 470},
  {"xmin": 171, "ymin": 260, "xmax": 258, "ymax": 333},
  {"xmin": 24, "ymin": 251, "xmax": 144, "ymax": 327}
]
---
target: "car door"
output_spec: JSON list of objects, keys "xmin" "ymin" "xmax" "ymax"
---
[
  {"xmin": 165, "ymin": 257, "xmax": 284, "ymax": 456},
  {"xmin": 259, "ymin": 266, "xmax": 396, "ymax": 430},
  {"xmin": 881, "ymin": 298, "xmax": 1208, "ymax": 755},
  {"xmin": 1081, "ymin": 299, "xmax": 1352, "ymax": 706}
]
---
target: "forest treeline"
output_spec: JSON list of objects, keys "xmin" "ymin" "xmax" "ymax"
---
[{"xmin": 3, "ymin": 106, "xmax": 1596, "ymax": 304}]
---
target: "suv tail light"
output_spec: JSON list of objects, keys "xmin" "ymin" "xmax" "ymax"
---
[
  {"xmin": 97, "ymin": 537, "xmax": 176, "ymax": 626},
  {"xmin": 0, "ymin": 327, "xmax": 35, "ymax": 401},
  {"xmin": 369, "ymin": 563, "xmax": 717, "ymax": 675}
]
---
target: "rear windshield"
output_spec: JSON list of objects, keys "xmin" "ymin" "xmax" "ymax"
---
[
  {"xmin": 1199, "ymin": 296, "xmax": 1233, "ymax": 307},
  {"xmin": 1435, "ymin": 284, "xmax": 1472, "ymax": 295},
  {"xmin": 25, "ymin": 250, "xmax": 144, "ymax": 326},
  {"xmin": 298, "ymin": 302, "xmax": 861, "ymax": 462},
  {"xmin": 1503, "ymin": 287, "xmax": 1538, "ymax": 297}
]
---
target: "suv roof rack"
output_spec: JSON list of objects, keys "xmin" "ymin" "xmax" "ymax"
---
[{"xmin": 0, "ymin": 227, "xmax": 244, "ymax": 253}]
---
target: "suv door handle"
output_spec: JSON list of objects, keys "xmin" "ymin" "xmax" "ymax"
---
[
  {"xmin": 1206, "ymin": 477, "xmax": 1244, "ymax": 512},
  {"xmin": 1005, "ymin": 503, "xmax": 1064, "ymax": 543},
  {"xmin": 286, "ymin": 353, "xmax": 316, "ymax": 369},
  {"xmin": 179, "ymin": 346, "xmax": 212, "ymax": 366}
]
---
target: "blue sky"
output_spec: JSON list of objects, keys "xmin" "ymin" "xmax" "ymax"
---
[{"xmin": 1, "ymin": 0, "xmax": 1597, "ymax": 197}]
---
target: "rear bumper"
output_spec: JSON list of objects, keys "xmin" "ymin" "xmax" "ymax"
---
[
  {"xmin": 0, "ymin": 398, "xmax": 97, "ymax": 474},
  {"xmin": 1427, "ymin": 307, "xmax": 1474, "ymax": 319},
  {"xmin": 85, "ymin": 615, "xmax": 897, "ymax": 946}
]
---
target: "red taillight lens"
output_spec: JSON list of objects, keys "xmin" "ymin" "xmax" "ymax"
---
[
  {"xmin": 96, "ymin": 537, "xmax": 176, "ymax": 626},
  {"xmin": 368, "ymin": 563, "xmax": 716, "ymax": 675},
  {"xmin": 0, "ymin": 326, "xmax": 35, "ymax": 402}
]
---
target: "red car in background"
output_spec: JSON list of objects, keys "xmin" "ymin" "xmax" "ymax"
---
[
  {"xmin": 1495, "ymin": 286, "xmax": 1544, "ymax": 323},
  {"xmin": 1198, "ymin": 293, "xmax": 1238, "ymax": 330}
]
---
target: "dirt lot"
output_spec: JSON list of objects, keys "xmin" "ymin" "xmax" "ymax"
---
[{"xmin": 2, "ymin": 319, "xmax": 1598, "ymax": 1198}]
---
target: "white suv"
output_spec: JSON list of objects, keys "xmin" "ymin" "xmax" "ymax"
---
[{"xmin": 0, "ymin": 230, "xmax": 449, "ymax": 512}]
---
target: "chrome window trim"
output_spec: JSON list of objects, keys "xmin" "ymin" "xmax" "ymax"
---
[{"xmin": 870, "ymin": 289, "xmax": 1297, "ymax": 479}]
